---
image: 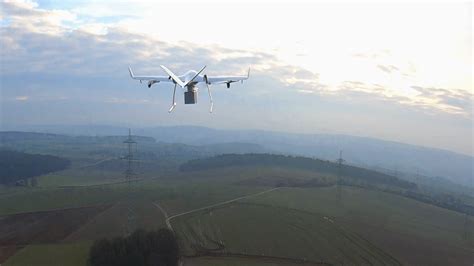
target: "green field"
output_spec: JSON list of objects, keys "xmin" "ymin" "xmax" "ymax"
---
[
  {"xmin": 1, "ymin": 135, "xmax": 473, "ymax": 265},
  {"xmin": 4, "ymin": 241, "xmax": 92, "ymax": 266},
  {"xmin": 246, "ymin": 186, "xmax": 474, "ymax": 265},
  {"xmin": 172, "ymin": 202, "xmax": 400, "ymax": 265},
  {"xmin": 165, "ymin": 185, "xmax": 473, "ymax": 266},
  {"xmin": 2, "ymin": 166, "xmax": 473, "ymax": 265}
]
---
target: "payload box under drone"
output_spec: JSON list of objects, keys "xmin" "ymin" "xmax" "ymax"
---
[{"xmin": 128, "ymin": 65, "xmax": 250, "ymax": 113}]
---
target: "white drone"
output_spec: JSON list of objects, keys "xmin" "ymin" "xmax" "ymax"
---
[{"xmin": 128, "ymin": 65, "xmax": 250, "ymax": 113}]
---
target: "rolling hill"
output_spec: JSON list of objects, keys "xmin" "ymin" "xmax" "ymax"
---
[{"xmin": 4, "ymin": 125, "xmax": 472, "ymax": 187}]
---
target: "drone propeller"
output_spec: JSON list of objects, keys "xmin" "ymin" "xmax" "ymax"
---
[{"xmin": 204, "ymin": 74, "xmax": 214, "ymax": 113}]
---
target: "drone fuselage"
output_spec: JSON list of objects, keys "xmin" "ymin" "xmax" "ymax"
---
[
  {"xmin": 184, "ymin": 83, "xmax": 198, "ymax": 104},
  {"xmin": 128, "ymin": 65, "xmax": 250, "ymax": 112},
  {"xmin": 175, "ymin": 71, "xmax": 201, "ymax": 104},
  {"xmin": 181, "ymin": 70, "xmax": 203, "ymax": 85}
]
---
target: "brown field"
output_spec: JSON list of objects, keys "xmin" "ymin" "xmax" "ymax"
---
[
  {"xmin": 64, "ymin": 200, "xmax": 166, "ymax": 243},
  {"xmin": 183, "ymin": 254, "xmax": 331, "ymax": 266},
  {"xmin": 0, "ymin": 205, "xmax": 110, "ymax": 263}
]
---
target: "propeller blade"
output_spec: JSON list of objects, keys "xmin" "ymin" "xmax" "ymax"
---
[{"xmin": 160, "ymin": 65, "xmax": 185, "ymax": 88}]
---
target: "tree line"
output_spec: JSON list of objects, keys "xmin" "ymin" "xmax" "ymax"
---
[
  {"xmin": 88, "ymin": 229, "xmax": 179, "ymax": 266},
  {"xmin": 0, "ymin": 149, "xmax": 70, "ymax": 185},
  {"xmin": 180, "ymin": 153, "xmax": 416, "ymax": 189}
]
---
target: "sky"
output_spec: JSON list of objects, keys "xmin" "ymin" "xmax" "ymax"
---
[{"xmin": 0, "ymin": 0, "xmax": 472, "ymax": 155}]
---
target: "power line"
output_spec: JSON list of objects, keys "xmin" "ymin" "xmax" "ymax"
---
[
  {"xmin": 336, "ymin": 150, "xmax": 344, "ymax": 204},
  {"xmin": 122, "ymin": 128, "xmax": 138, "ymax": 235},
  {"xmin": 123, "ymin": 128, "xmax": 138, "ymax": 183}
]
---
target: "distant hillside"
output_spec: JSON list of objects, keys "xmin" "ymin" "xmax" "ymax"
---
[
  {"xmin": 142, "ymin": 126, "xmax": 472, "ymax": 187},
  {"xmin": 0, "ymin": 131, "xmax": 267, "ymax": 163},
  {"xmin": 180, "ymin": 154, "xmax": 474, "ymax": 215},
  {"xmin": 0, "ymin": 131, "xmax": 156, "ymax": 144},
  {"xmin": 0, "ymin": 150, "xmax": 70, "ymax": 185},
  {"xmin": 4, "ymin": 125, "xmax": 473, "ymax": 187},
  {"xmin": 180, "ymin": 153, "xmax": 416, "ymax": 189}
]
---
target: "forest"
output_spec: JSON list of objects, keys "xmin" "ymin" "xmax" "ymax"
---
[
  {"xmin": 0, "ymin": 150, "xmax": 70, "ymax": 185},
  {"xmin": 88, "ymin": 229, "xmax": 179, "ymax": 266}
]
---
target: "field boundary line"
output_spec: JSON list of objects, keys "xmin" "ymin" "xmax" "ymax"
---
[{"xmin": 156, "ymin": 187, "xmax": 281, "ymax": 231}]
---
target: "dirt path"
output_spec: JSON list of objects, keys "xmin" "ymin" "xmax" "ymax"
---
[
  {"xmin": 152, "ymin": 202, "xmax": 171, "ymax": 229},
  {"xmin": 76, "ymin": 157, "xmax": 115, "ymax": 169},
  {"xmin": 154, "ymin": 187, "xmax": 281, "ymax": 231}
]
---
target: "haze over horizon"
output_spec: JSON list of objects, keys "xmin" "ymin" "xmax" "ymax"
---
[{"xmin": 1, "ymin": 0, "xmax": 472, "ymax": 156}]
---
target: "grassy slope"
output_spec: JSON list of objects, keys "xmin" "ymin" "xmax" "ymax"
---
[
  {"xmin": 1, "ymin": 160, "xmax": 472, "ymax": 266},
  {"xmin": 38, "ymin": 170, "xmax": 124, "ymax": 187},
  {"xmin": 249, "ymin": 186, "xmax": 469, "ymax": 244},
  {"xmin": 183, "ymin": 256, "xmax": 324, "ymax": 266},
  {"xmin": 153, "ymin": 166, "xmax": 474, "ymax": 265},
  {"xmin": 173, "ymin": 202, "xmax": 400, "ymax": 265},
  {"xmin": 4, "ymin": 241, "xmax": 92, "ymax": 266},
  {"xmin": 246, "ymin": 186, "xmax": 474, "ymax": 265},
  {"xmin": 0, "ymin": 181, "xmax": 176, "ymax": 216},
  {"xmin": 63, "ymin": 200, "xmax": 167, "ymax": 243},
  {"xmin": 0, "ymin": 183, "xmax": 262, "ymax": 266}
]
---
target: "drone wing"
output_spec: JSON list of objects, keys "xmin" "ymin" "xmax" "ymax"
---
[
  {"xmin": 205, "ymin": 68, "xmax": 250, "ymax": 87},
  {"xmin": 128, "ymin": 66, "xmax": 171, "ymax": 82}
]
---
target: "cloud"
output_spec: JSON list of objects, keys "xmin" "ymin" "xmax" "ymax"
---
[
  {"xmin": 411, "ymin": 86, "xmax": 473, "ymax": 116},
  {"xmin": 105, "ymin": 97, "xmax": 151, "ymax": 104},
  {"xmin": 338, "ymin": 81, "xmax": 388, "ymax": 96},
  {"xmin": 1, "ymin": 0, "xmax": 470, "ymax": 119},
  {"xmin": 0, "ymin": 0, "xmax": 472, "ymax": 155},
  {"xmin": 332, "ymin": 81, "xmax": 473, "ymax": 117},
  {"xmin": 377, "ymin": 64, "xmax": 399, "ymax": 74},
  {"xmin": 15, "ymin": 96, "xmax": 29, "ymax": 101},
  {"xmin": 1, "ymin": 0, "xmax": 77, "ymax": 34},
  {"xmin": 352, "ymin": 50, "xmax": 392, "ymax": 59}
]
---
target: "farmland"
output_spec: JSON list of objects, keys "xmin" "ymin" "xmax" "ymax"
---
[{"xmin": 0, "ymin": 132, "xmax": 473, "ymax": 265}]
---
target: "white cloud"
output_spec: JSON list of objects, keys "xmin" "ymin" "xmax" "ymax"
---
[
  {"xmin": 15, "ymin": 96, "xmax": 29, "ymax": 101},
  {"xmin": 0, "ymin": 0, "xmax": 472, "ymax": 154},
  {"xmin": 1, "ymin": 0, "xmax": 77, "ymax": 35},
  {"xmin": 2, "ymin": 1, "xmax": 471, "ymax": 115},
  {"xmin": 105, "ymin": 97, "xmax": 151, "ymax": 104}
]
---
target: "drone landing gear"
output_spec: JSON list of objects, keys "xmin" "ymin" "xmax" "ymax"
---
[
  {"xmin": 168, "ymin": 83, "xmax": 177, "ymax": 113},
  {"xmin": 206, "ymin": 82, "xmax": 214, "ymax": 113}
]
